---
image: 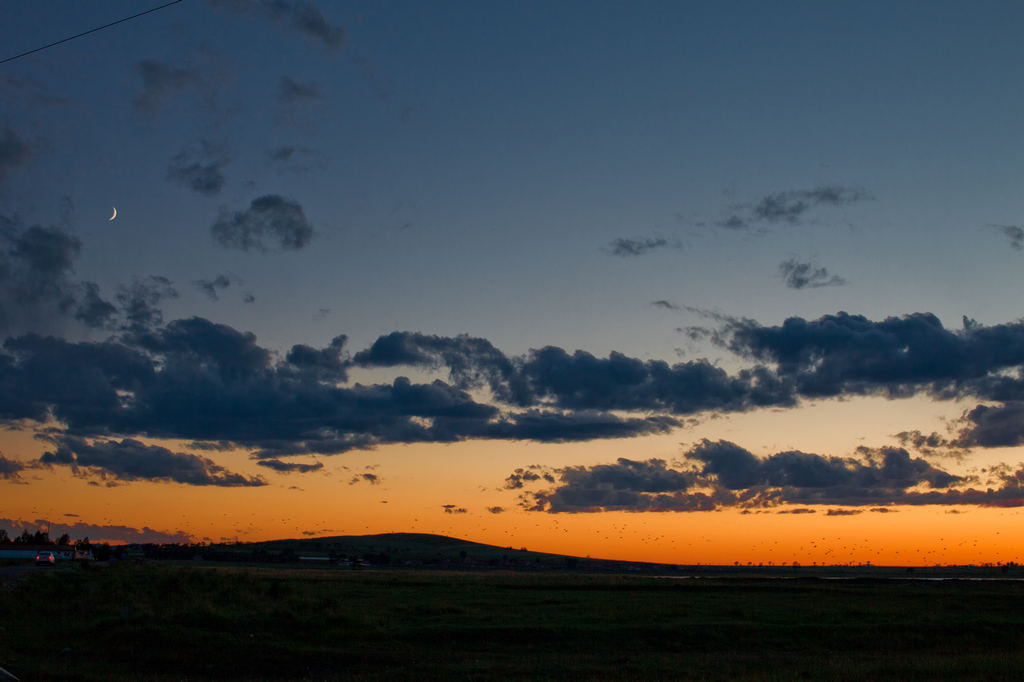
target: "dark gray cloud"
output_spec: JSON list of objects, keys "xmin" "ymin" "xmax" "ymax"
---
[
  {"xmin": 207, "ymin": 0, "xmax": 344, "ymax": 49},
  {"xmin": 603, "ymin": 237, "xmax": 678, "ymax": 257},
  {"xmin": 0, "ymin": 216, "xmax": 120, "ymax": 333},
  {"xmin": 38, "ymin": 435, "xmax": 266, "ymax": 487},
  {"xmin": 0, "ymin": 517, "xmax": 191, "ymax": 544},
  {"xmin": 989, "ymin": 224, "xmax": 1024, "ymax": 250},
  {"xmin": 116, "ymin": 276, "xmax": 178, "ymax": 334},
  {"xmin": 134, "ymin": 59, "xmax": 206, "ymax": 113},
  {"xmin": 0, "ymin": 125, "xmax": 32, "ymax": 186},
  {"xmin": 278, "ymin": 76, "xmax": 322, "ymax": 103},
  {"xmin": 488, "ymin": 410, "xmax": 679, "ymax": 443},
  {"xmin": 753, "ymin": 185, "xmax": 868, "ymax": 224},
  {"xmin": 269, "ymin": 146, "xmax": 297, "ymax": 162},
  {"xmin": 442, "ymin": 504, "xmax": 467, "ymax": 514},
  {"xmin": 779, "ymin": 259, "xmax": 846, "ymax": 289},
  {"xmin": 0, "ymin": 454, "xmax": 24, "ymax": 480},
  {"xmin": 718, "ymin": 185, "xmax": 869, "ymax": 231},
  {"xmin": 0, "ymin": 215, "xmax": 177, "ymax": 335},
  {"xmin": 690, "ymin": 439, "xmax": 961, "ymax": 495},
  {"xmin": 354, "ymin": 331, "xmax": 531, "ymax": 406},
  {"xmin": 355, "ymin": 331, "xmax": 792, "ymax": 415},
  {"xmin": 349, "ymin": 472, "xmax": 379, "ymax": 485},
  {"xmin": 893, "ymin": 429, "xmax": 967, "ymax": 459},
  {"xmin": 167, "ymin": 141, "xmax": 230, "ymax": 196},
  {"xmin": 256, "ymin": 458, "xmax": 323, "ymax": 473},
  {"xmin": 504, "ymin": 467, "xmax": 543, "ymax": 489},
  {"xmin": 266, "ymin": 146, "xmax": 315, "ymax": 173},
  {"xmin": 524, "ymin": 440, "xmax": 1023, "ymax": 513},
  {"xmin": 954, "ymin": 402, "xmax": 1024, "ymax": 448},
  {"xmin": 716, "ymin": 312, "xmax": 1024, "ymax": 400},
  {"xmin": 487, "ymin": 506, "xmax": 505, "ymax": 514},
  {"xmin": 192, "ymin": 274, "xmax": 234, "ymax": 301},
  {"xmin": 76, "ymin": 282, "xmax": 119, "ymax": 328},
  {"xmin": 521, "ymin": 346, "xmax": 790, "ymax": 414},
  {"xmin": 527, "ymin": 458, "xmax": 719, "ymax": 513},
  {"xmin": 211, "ymin": 195, "xmax": 315, "ymax": 251},
  {"xmin": 11, "ymin": 304, "xmax": 1024, "ymax": 468},
  {"xmin": 0, "ymin": 318, "xmax": 699, "ymax": 459},
  {"xmin": 285, "ymin": 334, "xmax": 349, "ymax": 381}
]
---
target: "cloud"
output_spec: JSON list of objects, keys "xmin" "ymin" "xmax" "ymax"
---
[
  {"xmin": 266, "ymin": 146, "xmax": 316, "ymax": 173},
  {"xmin": 442, "ymin": 504, "xmax": 467, "ymax": 514},
  {"xmin": 134, "ymin": 59, "xmax": 207, "ymax": 113},
  {"xmin": 285, "ymin": 334, "xmax": 349, "ymax": 381},
  {"xmin": 0, "ymin": 215, "xmax": 119, "ymax": 334},
  {"xmin": 779, "ymin": 259, "xmax": 846, "ymax": 289},
  {"xmin": 523, "ymin": 440, "xmax": 1024, "ymax": 513},
  {"xmin": 211, "ymin": 195, "xmax": 315, "ymax": 251},
  {"xmin": 354, "ymin": 331, "xmax": 531, "ymax": 405},
  {"xmin": 256, "ymin": 459, "xmax": 323, "ymax": 473},
  {"xmin": 953, "ymin": 402, "xmax": 1024, "ymax": 448},
  {"xmin": 715, "ymin": 311, "xmax": 1024, "ymax": 400},
  {"xmin": 116, "ymin": 276, "xmax": 178, "ymax": 334},
  {"xmin": 167, "ymin": 140, "xmax": 230, "ymax": 196},
  {"xmin": 486, "ymin": 410, "xmax": 680, "ymax": 443},
  {"xmin": 0, "ymin": 125, "xmax": 32, "ymax": 186},
  {"xmin": 690, "ymin": 439, "xmax": 961, "ymax": 494},
  {"xmin": 192, "ymin": 274, "xmax": 234, "ymax": 301},
  {"xmin": 355, "ymin": 331, "xmax": 792, "ymax": 415},
  {"xmin": 989, "ymin": 224, "xmax": 1024, "ymax": 250},
  {"xmin": 277, "ymin": 76, "xmax": 321, "ymax": 103},
  {"xmin": 0, "ymin": 454, "xmax": 25, "ymax": 480},
  {"xmin": 504, "ymin": 468, "xmax": 543, "ymax": 489},
  {"xmin": 892, "ymin": 429, "xmax": 967, "ymax": 459},
  {"xmin": 269, "ymin": 146, "xmax": 298, "ymax": 162},
  {"xmin": 0, "ymin": 316, "xmax": 706, "ymax": 465},
  {"xmin": 0, "ymin": 517, "xmax": 191, "ymax": 544},
  {"xmin": 38, "ymin": 435, "xmax": 266, "ymax": 487},
  {"xmin": 206, "ymin": 0, "xmax": 344, "ymax": 49},
  {"xmin": 12, "ymin": 305, "xmax": 1024, "ymax": 467},
  {"xmin": 603, "ymin": 237, "xmax": 678, "ymax": 257},
  {"xmin": 718, "ymin": 185, "xmax": 870, "ymax": 231},
  {"xmin": 487, "ymin": 506, "xmax": 505, "ymax": 514},
  {"xmin": 349, "ymin": 472, "xmax": 379, "ymax": 485},
  {"xmin": 527, "ymin": 458, "xmax": 718, "ymax": 513}
]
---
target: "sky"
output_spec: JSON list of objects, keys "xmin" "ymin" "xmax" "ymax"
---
[{"xmin": 1, "ymin": 0, "xmax": 1023, "ymax": 566}]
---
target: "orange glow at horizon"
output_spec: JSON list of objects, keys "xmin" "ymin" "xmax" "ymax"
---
[{"xmin": 4, "ymin": 398, "xmax": 1023, "ymax": 568}]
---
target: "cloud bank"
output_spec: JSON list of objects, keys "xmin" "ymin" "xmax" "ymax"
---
[{"xmin": 521, "ymin": 441, "xmax": 1024, "ymax": 513}]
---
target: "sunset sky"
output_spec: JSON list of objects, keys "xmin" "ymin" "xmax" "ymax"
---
[{"xmin": 2, "ymin": 0, "xmax": 1023, "ymax": 566}]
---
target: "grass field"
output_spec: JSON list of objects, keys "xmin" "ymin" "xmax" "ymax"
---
[{"xmin": 2, "ymin": 562, "xmax": 1023, "ymax": 681}]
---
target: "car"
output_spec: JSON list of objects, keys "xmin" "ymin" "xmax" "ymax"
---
[{"xmin": 35, "ymin": 551, "xmax": 55, "ymax": 566}]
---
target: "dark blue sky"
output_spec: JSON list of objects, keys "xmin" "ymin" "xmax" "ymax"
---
[{"xmin": 1, "ymin": 1, "xmax": 1023, "ymax": 559}]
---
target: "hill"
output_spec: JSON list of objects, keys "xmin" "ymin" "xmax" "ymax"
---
[{"xmin": 236, "ymin": 532, "xmax": 578, "ymax": 567}]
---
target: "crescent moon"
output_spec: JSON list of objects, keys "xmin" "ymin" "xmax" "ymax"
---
[{"xmin": 109, "ymin": 207, "xmax": 117, "ymax": 221}]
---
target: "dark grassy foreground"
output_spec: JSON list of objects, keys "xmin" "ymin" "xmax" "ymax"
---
[{"xmin": 2, "ymin": 563, "xmax": 1024, "ymax": 681}]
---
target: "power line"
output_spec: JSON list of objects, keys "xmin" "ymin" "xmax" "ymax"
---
[{"xmin": 0, "ymin": 0, "xmax": 184, "ymax": 66}]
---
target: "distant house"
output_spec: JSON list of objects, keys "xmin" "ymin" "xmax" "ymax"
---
[{"xmin": 0, "ymin": 544, "xmax": 75, "ymax": 561}]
